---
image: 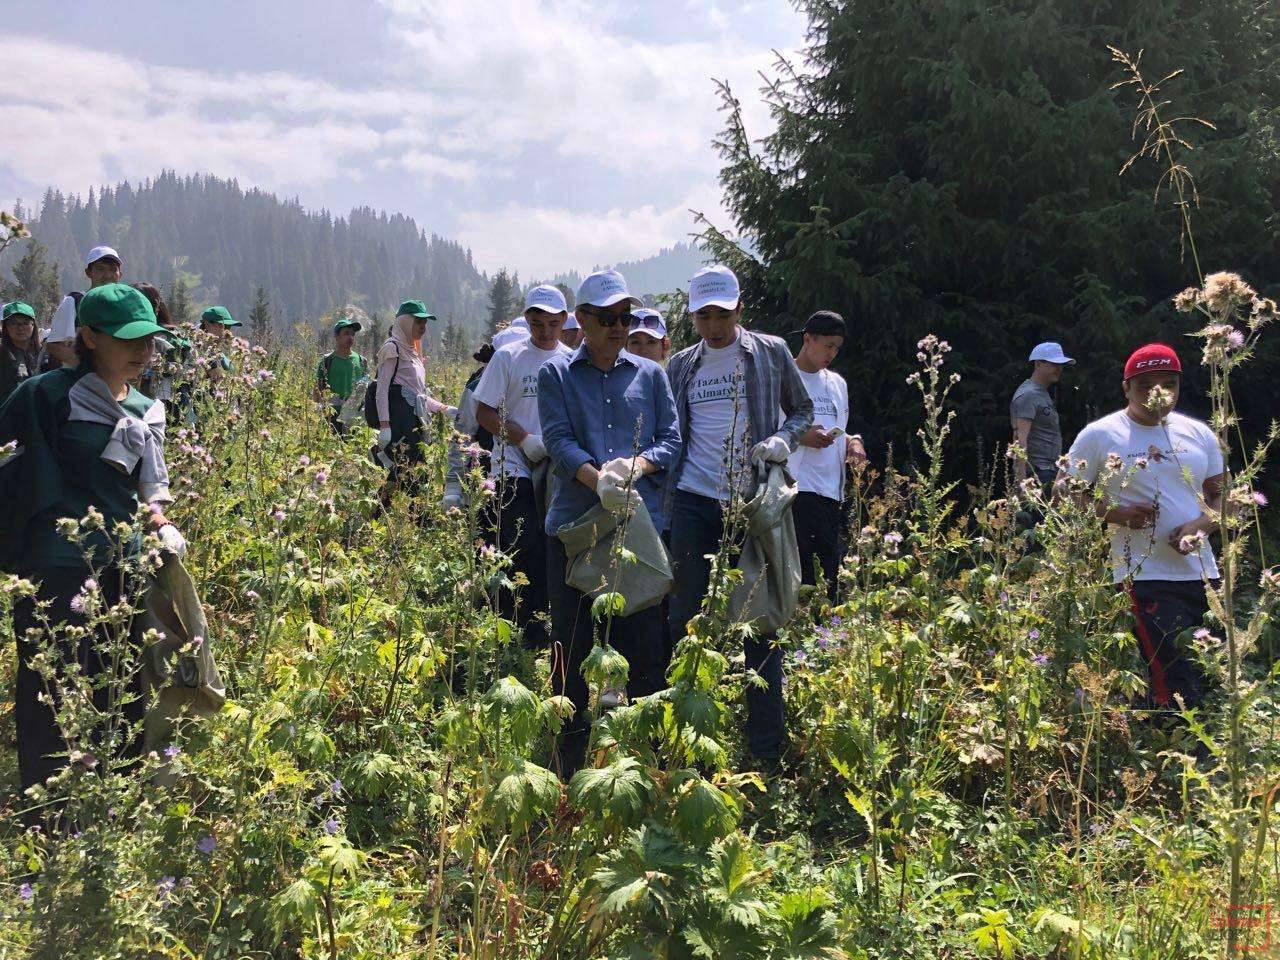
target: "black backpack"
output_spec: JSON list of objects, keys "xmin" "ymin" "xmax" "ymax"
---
[{"xmin": 362, "ymin": 344, "xmax": 400, "ymax": 429}]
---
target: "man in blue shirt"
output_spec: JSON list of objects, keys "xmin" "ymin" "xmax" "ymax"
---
[{"xmin": 538, "ymin": 269, "xmax": 681, "ymax": 777}]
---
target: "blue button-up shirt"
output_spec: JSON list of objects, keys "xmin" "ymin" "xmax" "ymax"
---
[{"xmin": 538, "ymin": 345, "xmax": 682, "ymax": 534}]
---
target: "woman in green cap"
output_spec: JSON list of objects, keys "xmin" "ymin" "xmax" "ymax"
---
[
  {"xmin": 373, "ymin": 299, "xmax": 452, "ymax": 497},
  {"xmin": 0, "ymin": 282, "xmax": 187, "ymax": 791},
  {"xmin": 0, "ymin": 301, "xmax": 42, "ymax": 404}
]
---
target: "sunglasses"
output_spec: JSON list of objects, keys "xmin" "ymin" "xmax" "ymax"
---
[
  {"xmin": 579, "ymin": 306, "xmax": 633, "ymax": 328},
  {"xmin": 629, "ymin": 314, "xmax": 663, "ymax": 332}
]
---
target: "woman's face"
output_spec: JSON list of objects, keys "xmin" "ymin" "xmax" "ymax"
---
[
  {"xmin": 4, "ymin": 316, "xmax": 34, "ymax": 348},
  {"xmin": 83, "ymin": 328, "xmax": 155, "ymax": 383},
  {"xmin": 46, "ymin": 340, "xmax": 77, "ymax": 368}
]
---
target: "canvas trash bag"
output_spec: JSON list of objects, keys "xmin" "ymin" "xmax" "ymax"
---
[
  {"xmin": 139, "ymin": 554, "xmax": 226, "ymax": 778},
  {"xmin": 726, "ymin": 462, "xmax": 802, "ymax": 632},
  {"xmin": 556, "ymin": 499, "xmax": 673, "ymax": 616}
]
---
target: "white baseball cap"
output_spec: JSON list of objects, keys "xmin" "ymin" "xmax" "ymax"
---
[
  {"xmin": 628, "ymin": 308, "xmax": 667, "ymax": 340},
  {"xmin": 492, "ymin": 325, "xmax": 530, "ymax": 350},
  {"xmin": 524, "ymin": 284, "xmax": 567, "ymax": 314},
  {"xmin": 510, "ymin": 315, "xmax": 529, "ymax": 330},
  {"xmin": 688, "ymin": 264, "xmax": 741, "ymax": 313},
  {"xmin": 563, "ymin": 313, "xmax": 581, "ymax": 330},
  {"xmin": 577, "ymin": 269, "xmax": 642, "ymax": 309},
  {"xmin": 47, "ymin": 295, "xmax": 78, "ymax": 344},
  {"xmin": 1028, "ymin": 341, "xmax": 1074, "ymax": 365},
  {"xmin": 85, "ymin": 245, "xmax": 121, "ymax": 268}
]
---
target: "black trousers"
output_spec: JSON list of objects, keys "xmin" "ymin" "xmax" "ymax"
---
[
  {"xmin": 793, "ymin": 492, "xmax": 842, "ymax": 599},
  {"xmin": 484, "ymin": 476, "xmax": 549, "ymax": 648},
  {"xmin": 667, "ymin": 489, "xmax": 785, "ymax": 763},
  {"xmin": 546, "ymin": 537, "xmax": 666, "ymax": 777},
  {"xmin": 1127, "ymin": 579, "xmax": 1213, "ymax": 710},
  {"xmin": 13, "ymin": 566, "xmax": 145, "ymax": 791}
]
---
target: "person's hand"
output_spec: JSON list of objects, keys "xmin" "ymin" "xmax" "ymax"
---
[
  {"xmin": 597, "ymin": 473, "xmax": 641, "ymax": 514},
  {"xmin": 157, "ymin": 524, "xmax": 187, "ymax": 558},
  {"xmin": 520, "ymin": 434, "xmax": 547, "ymax": 463},
  {"xmin": 1169, "ymin": 519, "xmax": 1213, "ymax": 554},
  {"xmin": 601, "ymin": 457, "xmax": 645, "ymax": 483},
  {"xmin": 750, "ymin": 435, "xmax": 790, "ymax": 466},
  {"xmin": 1106, "ymin": 503, "xmax": 1157, "ymax": 530},
  {"xmin": 846, "ymin": 435, "xmax": 867, "ymax": 462},
  {"xmin": 799, "ymin": 427, "xmax": 835, "ymax": 449},
  {"xmin": 377, "ymin": 427, "xmax": 393, "ymax": 450}
]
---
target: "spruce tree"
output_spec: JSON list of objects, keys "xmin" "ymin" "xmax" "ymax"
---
[
  {"xmin": 711, "ymin": 0, "xmax": 1280, "ymax": 475},
  {"xmin": 169, "ymin": 277, "xmax": 193, "ymax": 326},
  {"xmin": 248, "ymin": 285, "xmax": 272, "ymax": 342},
  {"xmin": 486, "ymin": 269, "xmax": 517, "ymax": 336}
]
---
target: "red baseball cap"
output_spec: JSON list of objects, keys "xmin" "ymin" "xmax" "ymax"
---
[{"xmin": 1124, "ymin": 343, "xmax": 1182, "ymax": 381}]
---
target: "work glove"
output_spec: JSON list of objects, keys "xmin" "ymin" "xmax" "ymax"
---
[
  {"xmin": 377, "ymin": 427, "xmax": 393, "ymax": 450},
  {"xmin": 601, "ymin": 456, "xmax": 645, "ymax": 484},
  {"xmin": 750, "ymin": 434, "xmax": 790, "ymax": 467},
  {"xmin": 444, "ymin": 405, "xmax": 459, "ymax": 420},
  {"xmin": 442, "ymin": 477, "xmax": 465, "ymax": 513},
  {"xmin": 157, "ymin": 524, "xmax": 188, "ymax": 559},
  {"xmin": 520, "ymin": 433, "xmax": 547, "ymax": 464},
  {"xmin": 597, "ymin": 471, "xmax": 641, "ymax": 515}
]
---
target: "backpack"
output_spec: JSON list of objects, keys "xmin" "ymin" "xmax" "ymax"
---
[{"xmin": 362, "ymin": 343, "xmax": 400, "ymax": 428}]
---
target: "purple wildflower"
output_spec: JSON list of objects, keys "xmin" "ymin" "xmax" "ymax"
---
[
  {"xmin": 1194, "ymin": 628, "xmax": 1211, "ymax": 641},
  {"xmin": 1253, "ymin": 491, "xmax": 1268, "ymax": 507},
  {"xmin": 1032, "ymin": 653, "xmax": 1050, "ymax": 667},
  {"xmin": 330, "ymin": 779, "xmax": 343, "ymax": 795},
  {"xmin": 324, "ymin": 818, "xmax": 341, "ymax": 835},
  {"xmin": 196, "ymin": 835, "xmax": 216, "ymax": 855},
  {"xmin": 158, "ymin": 876, "xmax": 176, "ymax": 897},
  {"xmin": 19, "ymin": 883, "xmax": 33, "ymax": 902},
  {"xmin": 164, "ymin": 744, "xmax": 181, "ymax": 759},
  {"xmin": 1028, "ymin": 628, "xmax": 1040, "ymax": 641}
]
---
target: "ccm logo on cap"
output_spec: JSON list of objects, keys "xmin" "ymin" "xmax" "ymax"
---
[{"xmin": 1134, "ymin": 358, "xmax": 1173, "ymax": 370}]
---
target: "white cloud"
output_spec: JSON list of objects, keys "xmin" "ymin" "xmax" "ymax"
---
[
  {"xmin": 456, "ymin": 181, "xmax": 728, "ymax": 278},
  {"xmin": 0, "ymin": 2, "xmax": 807, "ymax": 277}
]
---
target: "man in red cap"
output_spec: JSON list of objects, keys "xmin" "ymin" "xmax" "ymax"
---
[{"xmin": 1059, "ymin": 343, "xmax": 1223, "ymax": 711}]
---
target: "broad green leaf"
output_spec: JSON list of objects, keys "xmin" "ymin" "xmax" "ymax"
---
[{"xmin": 570, "ymin": 757, "xmax": 655, "ymax": 828}]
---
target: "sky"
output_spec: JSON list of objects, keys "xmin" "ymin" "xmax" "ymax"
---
[{"xmin": 0, "ymin": 0, "xmax": 808, "ymax": 279}]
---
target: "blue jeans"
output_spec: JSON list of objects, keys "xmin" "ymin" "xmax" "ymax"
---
[{"xmin": 667, "ymin": 489, "xmax": 785, "ymax": 762}]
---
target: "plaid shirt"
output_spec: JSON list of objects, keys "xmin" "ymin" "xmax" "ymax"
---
[{"xmin": 663, "ymin": 327, "xmax": 814, "ymax": 516}]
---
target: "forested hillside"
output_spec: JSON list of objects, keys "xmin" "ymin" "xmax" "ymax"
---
[
  {"xmin": 552, "ymin": 241, "xmax": 706, "ymax": 301},
  {"xmin": 2, "ymin": 171, "xmax": 491, "ymax": 335}
]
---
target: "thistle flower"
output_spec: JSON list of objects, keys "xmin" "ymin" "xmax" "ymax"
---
[
  {"xmin": 1202, "ymin": 271, "xmax": 1255, "ymax": 313},
  {"xmin": 1172, "ymin": 287, "xmax": 1201, "ymax": 313}
]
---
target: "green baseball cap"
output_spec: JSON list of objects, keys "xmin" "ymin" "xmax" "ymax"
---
[
  {"xmin": 2, "ymin": 301, "xmax": 36, "ymax": 321},
  {"xmin": 396, "ymin": 299, "xmax": 436, "ymax": 321},
  {"xmin": 77, "ymin": 283, "xmax": 166, "ymax": 340},
  {"xmin": 201, "ymin": 305, "xmax": 241, "ymax": 327},
  {"xmin": 333, "ymin": 317, "xmax": 362, "ymax": 335}
]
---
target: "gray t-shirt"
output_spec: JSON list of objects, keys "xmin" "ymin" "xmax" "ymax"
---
[{"xmin": 1010, "ymin": 379, "xmax": 1061, "ymax": 472}]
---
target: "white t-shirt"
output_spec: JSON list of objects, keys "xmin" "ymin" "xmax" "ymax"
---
[
  {"xmin": 1065, "ymin": 410, "xmax": 1224, "ymax": 582},
  {"xmin": 678, "ymin": 336, "xmax": 752, "ymax": 501},
  {"xmin": 473, "ymin": 338, "xmax": 570, "ymax": 479},
  {"xmin": 790, "ymin": 368, "xmax": 849, "ymax": 501}
]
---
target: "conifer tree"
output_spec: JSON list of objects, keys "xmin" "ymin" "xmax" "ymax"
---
[{"xmin": 248, "ymin": 284, "xmax": 272, "ymax": 342}]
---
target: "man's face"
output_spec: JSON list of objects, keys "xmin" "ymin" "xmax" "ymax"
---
[
  {"xmin": 801, "ymin": 333, "xmax": 842, "ymax": 370},
  {"xmin": 559, "ymin": 326, "xmax": 583, "ymax": 349},
  {"xmin": 693, "ymin": 303, "xmax": 741, "ymax": 348},
  {"xmin": 85, "ymin": 257, "xmax": 122, "ymax": 287},
  {"xmin": 582, "ymin": 302, "xmax": 631, "ymax": 355},
  {"xmin": 1124, "ymin": 371, "xmax": 1180, "ymax": 415},
  {"xmin": 1036, "ymin": 360, "xmax": 1065, "ymax": 384},
  {"xmin": 336, "ymin": 328, "xmax": 356, "ymax": 351},
  {"xmin": 626, "ymin": 333, "xmax": 665, "ymax": 363},
  {"xmin": 526, "ymin": 309, "xmax": 565, "ymax": 349}
]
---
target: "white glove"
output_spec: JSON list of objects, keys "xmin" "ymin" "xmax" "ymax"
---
[
  {"xmin": 750, "ymin": 435, "xmax": 790, "ymax": 466},
  {"xmin": 601, "ymin": 457, "xmax": 645, "ymax": 484},
  {"xmin": 597, "ymin": 472, "xmax": 641, "ymax": 514},
  {"xmin": 157, "ymin": 524, "xmax": 187, "ymax": 559},
  {"xmin": 442, "ymin": 477, "xmax": 465, "ymax": 513},
  {"xmin": 377, "ymin": 427, "xmax": 393, "ymax": 450},
  {"xmin": 520, "ymin": 434, "xmax": 547, "ymax": 463}
]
